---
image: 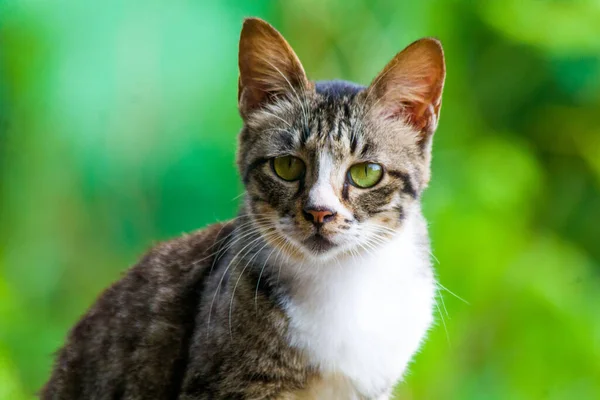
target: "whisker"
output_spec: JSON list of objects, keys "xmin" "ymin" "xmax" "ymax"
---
[
  {"xmin": 206, "ymin": 223, "xmax": 272, "ymax": 274},
  {"xmin": 434, "ymin": 296, "xmax": 451, "ymax": 347},
  {"xmin": 262, "ymin": 59, "xmax": 310, "ymax": 131},
  {"xmin": 437, "ymin": 282, "xmax": 470, "ymax": 305},
  {"xmin": 276, "ymin": 238, "xmax": 295, "ymax": 285},
  {"xmin": 207, "ymin": 229, "xmax": 273, "ymax": 335},
  {"xmin": 429, "ymin": 251, "xmax": 441, "ymax": 265},
  {"xmin": 438, "ymin": 288, "xmax": 449, "ymax": 318},
  {"xmin": 258, "ymin": 110, "xmax": 292, "ymax": 127},
  {"xmin": 231, "ymin": 191, "xmax": 247, "ymax": 201},
  {"xmin": 228, "ymin": 229, "xmax": 279, "ymax": 338},
  {"xmin": 190, "ymin": 215, "xmax": 275, "ymax": 266},
  {"xmin": 254, "ymin": 237, "xmax": 285, "ymax": 312}
]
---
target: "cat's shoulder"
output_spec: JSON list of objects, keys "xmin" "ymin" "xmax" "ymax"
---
[
  {"xmin": 41, "ymin": 221, "xmax": 237, "ymax": 398},
  {"xmin": 136, "ymin": 221, "xmax": 235, "ymax": 277},
  {"xmin": 82, "ymin": 220, "xmax": 236, "ymax": 321}
]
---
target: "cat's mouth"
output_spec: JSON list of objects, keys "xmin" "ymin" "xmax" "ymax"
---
[{"xmin": 303, "ymin": 233, "xmax": 335, "ymax": 253}]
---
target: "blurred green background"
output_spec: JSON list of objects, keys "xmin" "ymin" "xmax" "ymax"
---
[{"xmin": 1, "ymin": 0, "xmax": 599, "ymax": 399}]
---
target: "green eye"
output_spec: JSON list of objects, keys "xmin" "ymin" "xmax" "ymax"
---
[
  {"xmin": 272, "ymin": 156, "xmax": 306, "ymax": 181},
  {"xmin": 348, "ymin": 162, "xmax": 383, "ymax": 188}
]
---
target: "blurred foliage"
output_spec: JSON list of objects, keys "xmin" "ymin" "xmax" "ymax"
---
[{"xmin": 1, "ymin": 0, "xmax": 599, "ymax": 399}]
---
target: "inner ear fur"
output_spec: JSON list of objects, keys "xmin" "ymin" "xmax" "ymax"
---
[
  {"xmin": 238, "ymin": 18, "xmax": 309, "ymax": 118},
  {"xmin": 368, "ymin": 38, "xmax": 446, "ymax": 143}
]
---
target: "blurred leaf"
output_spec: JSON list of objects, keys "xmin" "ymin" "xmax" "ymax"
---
[{"xmin": 480, "ymin": 0, "xmax": 600, "ymax": 56}]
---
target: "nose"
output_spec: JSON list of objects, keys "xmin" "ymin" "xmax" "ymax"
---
[{"xmin": 303, "ymin": 207, "xmax": 337, "ymax": 225}]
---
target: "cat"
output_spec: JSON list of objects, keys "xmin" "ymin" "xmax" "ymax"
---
[{"xmin": 41, "ymin": 17, "xmax": 445, "ymax": 400}]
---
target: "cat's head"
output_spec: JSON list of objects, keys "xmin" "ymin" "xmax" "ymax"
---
[{"xmin": 236, "ymin": 18, "xmax": 445, "ymax": 262}]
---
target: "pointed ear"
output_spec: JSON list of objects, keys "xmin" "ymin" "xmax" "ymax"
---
[
  {"xmin": 238, "ymin": 18, "xmax": 309, "ymax": 118},
  {"xmin": 368, "ymin": 38, "xmax": 445, "ymax": 144}
]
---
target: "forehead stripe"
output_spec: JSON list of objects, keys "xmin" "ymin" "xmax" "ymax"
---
[
  {"xmin": 336, "ymin": 118, "xmax": 343, "ymax": 140},
  {"xmin": 279, "ymin": 131, "xmax": 295, "ymax": 150},
  {"xmin": 360, "ymin": 142, "xmax": 371, "ymax": 158},
  {"xmin": 349, "ymin": 131, "xmax": 358, "ymax": 154},
  {"xmin": 316, "ymin": 118, "xmax": 322, "ymax": 141},
  {"xmin": 343, "ymin": 102, "xmax": 351, "ymax": 120}
]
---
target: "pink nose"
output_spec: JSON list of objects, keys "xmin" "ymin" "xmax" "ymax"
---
[{"xmin": 303, "ymin": 208, "xmax": 336, "ymax": 224}]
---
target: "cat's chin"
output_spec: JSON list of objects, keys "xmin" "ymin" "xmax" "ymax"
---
[{"xmin": 303, "ymin": 233, "xmax": 336, "ymax": 254}]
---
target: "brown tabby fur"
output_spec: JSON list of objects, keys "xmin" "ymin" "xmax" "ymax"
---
[{"xmin": 42, "ymin": 17, "xmax": 445, "ymax": 399}]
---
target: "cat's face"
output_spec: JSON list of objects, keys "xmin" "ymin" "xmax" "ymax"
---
[
  {"xmin": 239, "ymin": 87, "xmax": 424, "ymax": 260},
  {"xmin": 236, "ymin": 19, "xmax": 445, "ymax": 262}
]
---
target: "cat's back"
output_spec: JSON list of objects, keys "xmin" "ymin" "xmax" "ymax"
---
[{"xmin": 41, "ymin": 221, "xmax": 234, "ymax": 399}]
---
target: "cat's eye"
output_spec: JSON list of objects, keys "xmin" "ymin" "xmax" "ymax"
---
[
  {"xmin": 348, "ymin": 162, "xmax": 383, "ymax": 188},
  {"xmin": 272, "ymin": 155, "xmax": 306, "ymax": 181}
]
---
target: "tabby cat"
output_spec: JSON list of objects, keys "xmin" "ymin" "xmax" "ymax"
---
[{"xmin": 42, "ymin": 17, "xmax": 445, "ymax": 400}]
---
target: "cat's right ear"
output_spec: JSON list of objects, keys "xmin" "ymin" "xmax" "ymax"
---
[{"xmin": 238, "ymin": 18, "xmax": 309, "ymax": 118}]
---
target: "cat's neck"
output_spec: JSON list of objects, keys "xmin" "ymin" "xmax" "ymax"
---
[{"xmin": 277, "ymin": 211, "xmax": 436, "ymax": 398}]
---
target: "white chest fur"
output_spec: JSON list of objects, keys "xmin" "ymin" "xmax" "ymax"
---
[{"xmin": 283, "ymin": 217, "xmax": 436, "ymax": 399}]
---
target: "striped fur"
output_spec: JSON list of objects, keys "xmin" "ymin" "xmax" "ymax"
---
[{"xmin": 42, "ymin": 18, "xmax": 445, "ymax": 400}]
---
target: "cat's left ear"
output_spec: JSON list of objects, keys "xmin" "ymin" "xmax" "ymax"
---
[
  {"xmin": 368, "ymin": 38, "xmax": 445, "ymax": 146},
  {"xmin": 238, "ymin": 18, "xmax": 310, "ymax": 118}
]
